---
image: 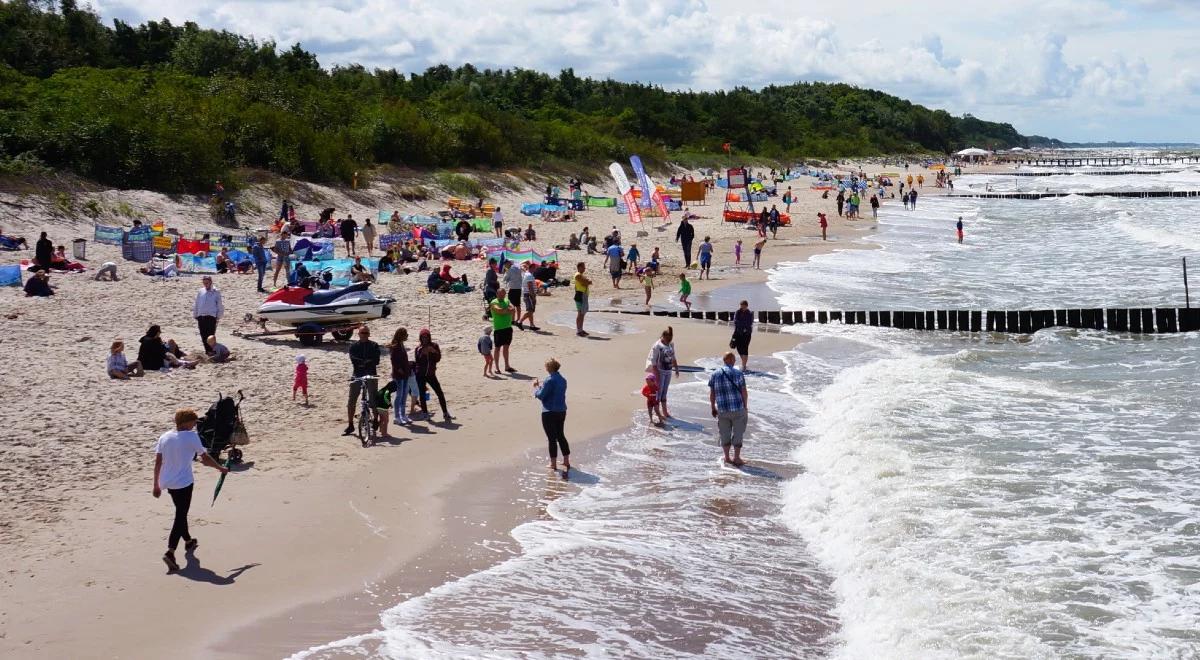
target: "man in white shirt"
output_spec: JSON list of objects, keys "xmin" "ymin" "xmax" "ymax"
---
[
  {"xmin": 504, "ymin": 262, "xmax": 524, "ymax": 324},
  {"xmin": 193, "ymin": 275, "xmax": 224, "ymax": 355},
  {"xmin": 518, "ymin": 261, "xmax": 540, "ymax": 331},
  {"xmin": 153, "ymin": 408, "xmax": 228, "ymax": 572}
]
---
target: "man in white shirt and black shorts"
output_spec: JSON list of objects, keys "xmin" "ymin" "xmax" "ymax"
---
[{"xmin": 153, "ymin": 408, "xmax": 229, "ymax": 572}]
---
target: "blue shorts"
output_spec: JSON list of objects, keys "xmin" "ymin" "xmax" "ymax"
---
[{"xmin": 700, "ymin": 254, "xmax": 711, "ymax": 267}]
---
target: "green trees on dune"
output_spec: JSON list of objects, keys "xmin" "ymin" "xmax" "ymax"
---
[{"xmin": 0, "ymin": 1, "xmax": 1035, "ymax": 192}]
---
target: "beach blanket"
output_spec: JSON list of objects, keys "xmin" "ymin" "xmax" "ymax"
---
[
  {"xmin": 94, "ymin": 224, "xmax": 124, "ymax": 245},
  {"xmin": 0, "ymin": 264, "xmax": 21, "ymax": 287},
  {"xmin": 179, "ymin": 253, "xmax": 218, "ymax": 273},
  {"xmin": 470, "ymin": 218, "xmax": 493, "ymax": 233}
]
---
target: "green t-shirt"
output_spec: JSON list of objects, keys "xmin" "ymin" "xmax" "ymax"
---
[
  {"xmin": 491, "ymin": 298, "xmax": 513, "ymax": 331},
  {"xmin": 680, "ymin": 278, "xmax": 691, "ymax": 295}
]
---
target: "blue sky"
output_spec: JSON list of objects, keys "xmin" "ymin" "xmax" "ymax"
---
[{"xmin": 90, "ymin": 0, "xmax": 1200, "ymax": 143}]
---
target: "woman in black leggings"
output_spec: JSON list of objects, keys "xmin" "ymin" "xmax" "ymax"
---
[
  {"xmin": 533, "ymin": 358, "xmax": 570, "ymax": 472},
  {"xmin": 415, "ymin": 329, "xmax": 451, "ymax": 422}
]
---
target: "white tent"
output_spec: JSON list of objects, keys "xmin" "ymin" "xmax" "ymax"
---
[{"xmin": 956, "ymin": 147, "xmax": 990, "ymax": 162}]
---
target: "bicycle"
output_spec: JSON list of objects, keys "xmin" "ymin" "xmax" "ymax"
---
[{"xmin": 348, "ymin": 375, "xmax": 379, "ymax": 448}]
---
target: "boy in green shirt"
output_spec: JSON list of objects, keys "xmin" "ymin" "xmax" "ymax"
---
[
  {"xmin": 678, "ymin": 273, "xmax": 692, "ymax": 311},
  {"xmin": 489, "ymin": 296, "xmax": 515, "ymax": 373}
]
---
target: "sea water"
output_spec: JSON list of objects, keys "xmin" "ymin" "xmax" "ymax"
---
[{"xmin": 296, "ymin": 169, "xmax": 1199, "ymax": 659}]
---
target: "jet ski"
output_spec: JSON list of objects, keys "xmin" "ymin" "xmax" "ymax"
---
[{"xmin": 258, "ymin": 281, "xmax": 393, "ymax": 326}]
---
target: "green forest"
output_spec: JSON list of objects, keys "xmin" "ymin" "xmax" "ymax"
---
[{"xmin": 0, "ymin": 0, "xmax": 1038, "ymax": 192}]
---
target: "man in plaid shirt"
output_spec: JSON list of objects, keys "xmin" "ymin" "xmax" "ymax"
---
[{"xmin": 708, "ymin": 351, "xmax": 749, "ymax": 466}]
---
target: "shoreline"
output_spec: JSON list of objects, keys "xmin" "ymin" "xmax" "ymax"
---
[{"xmin": 1, "ymin": 162, "xmax": 954, "ymax": 659}]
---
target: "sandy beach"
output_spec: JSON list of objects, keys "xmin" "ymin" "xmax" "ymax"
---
[{"xmin": 0, "ymin": 161, "xmax": 959, "ymax": 658}]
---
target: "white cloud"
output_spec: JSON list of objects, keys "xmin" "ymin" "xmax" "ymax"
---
[{"xmin": 89, "ymin": 0, "xmax": 1200, "ymax": 142}]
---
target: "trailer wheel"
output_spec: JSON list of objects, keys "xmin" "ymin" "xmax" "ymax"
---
[
  {"xmin": 297, "ymin": 323, "xmax": 324, "ymax": 346},
  {"xmin": 331, "ymin": 328, "xmax": 354, "ymax": 341}
]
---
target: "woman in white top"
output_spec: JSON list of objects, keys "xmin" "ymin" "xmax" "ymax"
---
[{"xmin": 646, "ymin": 327, "xmax": 680, "ymax": 418}]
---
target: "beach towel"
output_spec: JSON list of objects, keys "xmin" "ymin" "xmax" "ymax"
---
[
  {"xmin": 486, "ymin": 248, "xmax": 558, "ymax": 263},
  {"xmin": 0, "ymin": 264, "xmax": 21, "ymax": 287},
  {"xmin": 94, "ymin": 224, "xmax": 124, "ymax": 245},
  {"xmin": 176, "ymin": 238, "xmax": 210, "ymax": 256},
  {"xmin": 179, "ymin": 253, "xmax": 218, "ymax": 273}
]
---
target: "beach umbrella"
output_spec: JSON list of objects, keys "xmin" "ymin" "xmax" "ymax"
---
[{"xmin": 211, "ymin": 458, "xmax": 233, "ymax": 506}]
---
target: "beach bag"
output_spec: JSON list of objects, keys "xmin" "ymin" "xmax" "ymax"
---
[{"xmin": 229, "ymin": 419, "xmax": 250, "ymax": 446}]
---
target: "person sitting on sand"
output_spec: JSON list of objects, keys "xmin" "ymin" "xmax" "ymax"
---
[
  {"xmin": 453, "ymin": 241, "xmax": 470, "ymax": 261},
  {"xmin": 50, "ymin": 245, "xmax": 85, "ymax": 271},
  {"xmin": 349, "ymin": 256, "xmax": 373, "ymax": 283},
  {"xmin": 206, "ymin": 336, "xmax": 232, "ymax": 363},
  {"xmin": 377, "ymin": 248, "xmax": 396, "ymax": 273},
  {"xmin": 214, "ymin": 247, "xmax": 231, "ymax": 274},
  {"xmin": 24, "ymin": 270, "xmax": 53, "ymax": 297},
  {"xmin": 524, "ymin": 224, "xmax": 537, "ymax": 241},
  {"xmin": 427, "ymin": 268, "xmax": 450, "ymax": 293},
  {"xmin": 138, "ymin": 325, "xmax": 196, "ymax": 370},
  {"xmin": 107, "ymin": 339, "xmax": 144, "ymax": 379},
  {"xmin": 555, "ymin": 234, "xmax": 580, "ymax": 251}
]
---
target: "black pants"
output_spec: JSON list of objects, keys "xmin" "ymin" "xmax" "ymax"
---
[
  {"xmin": 541, "ymin": 411, "xmax": 570, "ymax": 460},
  {"xmin": 417, "ymin": 372, "xmax": 449, "ymax": 416},
  {"xmin": 681, "ymin": 240, "xmax": 693, "ymax": 267},
  {"xmin": 197, "ymin": 315, "xmax": 217, "ymax": 354},
  {"xmin": 168, "ymin": 484, "xmax": 194, "ymax": 551}
]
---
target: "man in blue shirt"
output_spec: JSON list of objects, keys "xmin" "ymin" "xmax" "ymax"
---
[
  {"xmin": 708, "ymin": 351, "xmax": 749, "ymax": 465},
  {"xmin": 251, "ymin": 237, "xmax": 270, "ymax": 292},
  {"xmin": 533, "ymin": 358, "xmax": 570, "ymax": 472},
  {"xmin": 605, "ymin": 242, "xmax": 624, "ymax": 289}
]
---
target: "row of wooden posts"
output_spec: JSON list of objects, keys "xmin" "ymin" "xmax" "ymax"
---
[
  {"xmin": 953, "ymin": 190, "xmax": 1200, "ymax": 200},
  {"xmin": 997, "ymin": 157, "xmax": 1200, "ymax": 166},
  {"xmin": 615, "ymin": 308, "xmax": 1200, "ymax": 334}
]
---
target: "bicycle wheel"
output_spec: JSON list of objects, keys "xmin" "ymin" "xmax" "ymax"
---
[
  {"xmin": 358, "ymin": 406, "xmax": 370, "ymax": 447},
  {"xmin": 366, "ymin": 412, "xmax": 378, "ymax": 447}
]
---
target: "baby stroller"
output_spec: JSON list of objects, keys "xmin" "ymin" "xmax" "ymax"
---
[{"xmin": 199, "ymin": 390, "xmax": 248, "ymax": 464}]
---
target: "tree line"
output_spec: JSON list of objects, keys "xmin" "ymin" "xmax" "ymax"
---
[{"xmin": 0, "ymin": 1, "xmax": 1037, "ymax": 192}]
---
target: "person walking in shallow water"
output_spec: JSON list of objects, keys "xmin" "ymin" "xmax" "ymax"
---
[
  {"xmin": 533, "ymin": 358, "xmax": 570, "ymax": 473},
  {"xmin": 708, "ymin": 352, "xmax": 749, "ymax": 466},
  {"xmin": 956, "ymin": 216, "xmax": 964, "ymax": 244}
]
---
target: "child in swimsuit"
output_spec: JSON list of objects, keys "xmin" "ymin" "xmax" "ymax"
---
[{"xmin": 734, "ymin": 239, "xmax": 742, "ymax": 265}]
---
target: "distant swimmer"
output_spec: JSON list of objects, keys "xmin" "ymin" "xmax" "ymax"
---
[{"xmin": 956, "ymin": 216, "xmax": 964, "ymax": 244}]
